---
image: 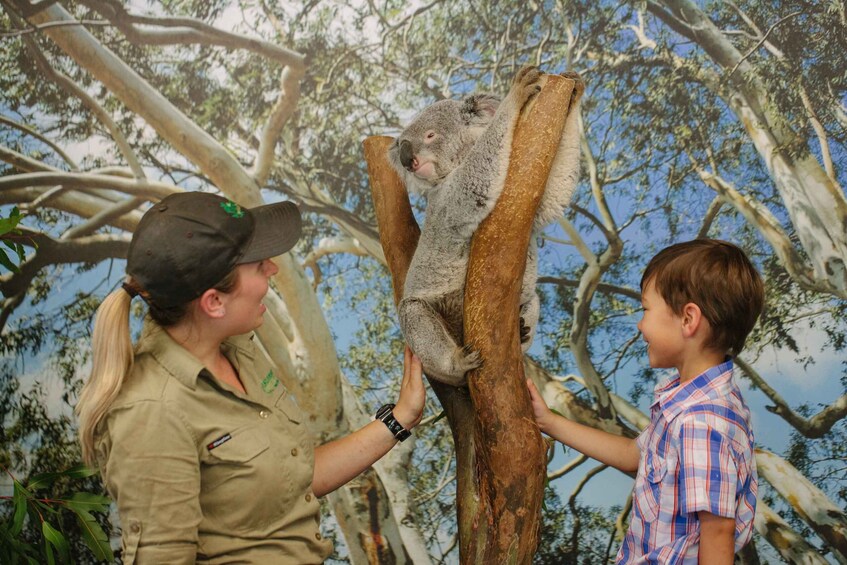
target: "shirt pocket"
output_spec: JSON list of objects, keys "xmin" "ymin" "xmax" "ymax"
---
[
  {"xmin": 633, "ymin": 457, "xmax": 666, "ymax": 523},
  {"xmin": 201, "ymin": 426, "xmax": 278, "ymax": 533}
]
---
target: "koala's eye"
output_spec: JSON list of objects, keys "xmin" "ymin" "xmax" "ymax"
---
[{"xmin": 425, "ymin": 131, "xmax": 437, "ymax": 141}]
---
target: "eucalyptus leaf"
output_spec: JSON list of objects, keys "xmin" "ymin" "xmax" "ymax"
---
[
  {"xmin": 11, "ymin": 482, "xmax": 28, "ymax": 536},
  {"xmin": 41, "ymin": 522, "xmax": 69, "ymax": 563},
  {"xmin": 72, "ymin": 508, "xmax": 115, "ymax": 561}
]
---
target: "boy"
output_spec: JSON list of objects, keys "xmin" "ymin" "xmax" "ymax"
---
[{"xmin": 527, "ymin": 239, "xmax": 764, "ymax": 564}]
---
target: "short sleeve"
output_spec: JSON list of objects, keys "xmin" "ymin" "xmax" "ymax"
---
[
  {"xmin": 676, "ymin": 416, "xmax": 739, "ymax": 518},
  {"xmin": 99, "ymin": 400, "xmax": 201, "ymax": 564}
]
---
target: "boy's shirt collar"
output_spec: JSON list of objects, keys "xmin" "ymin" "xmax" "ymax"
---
[{"xmin": 650, "ymin": 357, "xmax": 735, "ymax": 422}]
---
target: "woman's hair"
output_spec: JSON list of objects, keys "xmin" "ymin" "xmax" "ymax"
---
[{"xmin": 77, "ymin": 270, "xmax": 239, "ymax": 466}]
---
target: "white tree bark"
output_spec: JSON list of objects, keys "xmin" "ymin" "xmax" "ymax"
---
[
  {"xmin": 649, "ymin": 0, "xmax": 847, "ymax": 297},
  {"xmin": 756, "ymin": 449, "xmax": 847, "ymax": 563},
  {"xmin": 754, "ymin": 502, "xmax": 830, "ymax": 565}
]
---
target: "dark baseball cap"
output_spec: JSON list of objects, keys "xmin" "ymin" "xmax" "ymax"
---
[{"xmin": 127, "ymin": 192, "xmax": 301, "ymax": 308}]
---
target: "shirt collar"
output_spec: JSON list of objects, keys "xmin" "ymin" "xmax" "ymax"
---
[
  {"xmin": 651, "ymin": 358, "xmax": 735, "ymax": 421},
  {"xmin": 135, "ymin": 317, "xmax": 257, "ymax": 390}
]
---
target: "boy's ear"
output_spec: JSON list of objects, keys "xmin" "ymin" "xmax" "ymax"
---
[
  {"xmin": 680, "ymin": 302, "xmax": 704, "ymax": 338},
  {"xmin": 198, "ymin": 288, "xmax": 227, "ymax": 319}
]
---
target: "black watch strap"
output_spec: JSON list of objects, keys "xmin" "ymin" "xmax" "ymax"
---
[{"xmin": 375, "ymin": 403, "xmax": 412, "ymax": 442}]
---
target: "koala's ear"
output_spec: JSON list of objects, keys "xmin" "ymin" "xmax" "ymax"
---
[{"xmin": 461, "ymin": 94, "xmax": 500, "ymax": 125}]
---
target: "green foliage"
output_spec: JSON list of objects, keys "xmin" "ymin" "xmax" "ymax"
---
[
  {"xmin": 0, "ymin": 464, "xmax": 113, "ymax": 564},
  {"xmin": 0, "ymin": 207, "xmax": 35, "ymax": 274}
]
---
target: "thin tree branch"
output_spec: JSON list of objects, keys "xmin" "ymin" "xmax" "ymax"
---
[
  {"xmin": 0, "ymin": 171, "xmax": 179, "ymax": 199},
  {"xmin": 0, "ymin": 144, "xmax": 60, "ymax": 173},
  {"xmin": 60, "ymin": 196, "xmax": 147, "ymax": 240},
  {"xmin": 78, "ymin": 0, "xmax": 305, "ymax": 71},
  {"xmin": 736, "ymin": 356, "xmax": 847, "ymax": 439},
  {"xmin": 537, "ymin": 275, "xmax": 641, "ymax": 301},
  {"xmin": 0, "ymin": 115, "xmax": 78, "ymax": 170},
  {"xmin": 14, "ymin": 11, "xmax": 146, "ymax": 179},
  {"xmin": 253, "ymin": 65, "xmax": 302, "ymax": 186}
]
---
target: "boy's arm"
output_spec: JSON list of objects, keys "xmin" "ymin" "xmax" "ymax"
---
[
  {"xmin": 527, "ymin": 379, "xmax": 639, "ymax": 473},
  {"xmin": 698, "ymin": 511, "xmax": 735, "ymax": 564}
]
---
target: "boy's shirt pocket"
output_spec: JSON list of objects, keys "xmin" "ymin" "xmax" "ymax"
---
[{"xmin": 633, "ymin": 456, "xmax": 667, "ymax": 523}]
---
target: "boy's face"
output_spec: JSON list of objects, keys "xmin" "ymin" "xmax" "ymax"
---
[{"xmin": 637, "ymin": 279, "xmax": 685, "ymax": 370}]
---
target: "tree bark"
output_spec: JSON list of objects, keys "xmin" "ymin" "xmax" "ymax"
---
[
  {"xmin": 463, "ymin": 74, "xmax": 576, "ymax": 564},
  {"xmin": 754, "ymin": 502, "xmax": 830, "ymax": 565},
  {"xmin": 364, "ymin": 134, "xmax": 478, "ymax": 563},
  {"xmin": 756, "ymin": 449, "xmax": 847, "ymax": 563},
  {"xmin": 365, "ymin": 73, "xmax": 581, "ymax": 564}
]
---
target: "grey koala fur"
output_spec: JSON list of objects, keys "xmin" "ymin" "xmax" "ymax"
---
[{"xmin": 388, "ymin": 66, "xmax": 583, "ymax": 386}]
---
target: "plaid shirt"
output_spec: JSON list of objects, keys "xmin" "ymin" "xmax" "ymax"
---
[{"xmin": 616, "ymin": 359, "xmax": 757, "ymax": 564}]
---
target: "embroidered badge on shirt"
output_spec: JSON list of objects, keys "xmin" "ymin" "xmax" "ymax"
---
[
  {"xmin": 220, "ymin": 200, "xmax": 245, "ymax": 218},
  {"xmin": 207, "ymin": 433, "xmax": 232, "ymax": 450},
  {"xmin": 261, "ymin": 370, "xmax": 280, "ymax": 394}
]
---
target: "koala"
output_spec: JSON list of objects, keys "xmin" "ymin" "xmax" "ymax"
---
[{"xmin": 388, "ymin": 66, "xmax": 583, "ymax": 386}]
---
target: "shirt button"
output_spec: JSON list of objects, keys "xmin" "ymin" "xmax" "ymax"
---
[
  {"xmin": 291, "ymin": 447, "xmax": 298, "ymax": 456},
  {"xmin": 259, "ymin": 410, "xmax": 270, "ymax": 419},
  {"xmin": 305, "ymin": 493, "xmax": 312, "ymax": 502},
  {"xmin": 315, "ymin": 532, "xmax": 322, "ymax": 541}
]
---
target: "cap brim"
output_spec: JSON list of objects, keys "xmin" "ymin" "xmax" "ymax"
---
[{"xmin": 239, "ymin": 201, "xmax": 302, "ymax": 263}]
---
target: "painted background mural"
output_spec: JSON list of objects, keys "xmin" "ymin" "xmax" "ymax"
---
[{"xmin": 1, "ymin": 0, "xmax": 845, "ymax": 563}]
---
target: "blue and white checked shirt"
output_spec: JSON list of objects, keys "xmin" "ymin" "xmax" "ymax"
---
[{"xmin": 616, "ymin": 359, "xmax": 757, "ymax": 564}]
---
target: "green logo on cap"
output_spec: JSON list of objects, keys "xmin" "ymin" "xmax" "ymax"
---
[
  {"xmin": 261, "ymin": 370, "xmax": 280, "ymax": 394},
  {"xmin": 221, "ymin": 201, "xmax": 245, "ymax": 218}
]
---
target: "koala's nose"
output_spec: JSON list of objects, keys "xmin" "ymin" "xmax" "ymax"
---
[{"xmin": 399, "ymin": 140, "xmax": 416, "ymax": 171}]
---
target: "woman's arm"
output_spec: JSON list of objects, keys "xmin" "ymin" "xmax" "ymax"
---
[{"xmin": 312, "ymin": 347, "xmax": 424, "ymax": 497}]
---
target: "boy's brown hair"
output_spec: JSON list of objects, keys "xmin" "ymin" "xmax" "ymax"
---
[{"xmin": 641, "ymin": 239, "xmax": 764, "ymax": 355}]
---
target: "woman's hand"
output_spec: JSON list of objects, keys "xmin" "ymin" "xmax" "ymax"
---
[{"xmin": 393, "ymin": 346, "xmax": 425, "ymax": 430}]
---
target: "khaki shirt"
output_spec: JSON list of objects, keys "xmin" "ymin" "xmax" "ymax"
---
[{"xmin": 95, "ymin": 319, "xmax": 333, "ymax": 564}]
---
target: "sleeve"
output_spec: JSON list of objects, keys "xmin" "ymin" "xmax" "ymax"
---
[
  {"xmin": 100, "ymin": 400, "xmax": 201, "ymax": 564},
  {"xmin": 675, "ymin": 416, "xmax": 739, "ymax": 518}
]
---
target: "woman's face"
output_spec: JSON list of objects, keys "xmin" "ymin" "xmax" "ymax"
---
[{"xmin": 222, "ymin": 259, "xmax": 279, "ymax": 334}]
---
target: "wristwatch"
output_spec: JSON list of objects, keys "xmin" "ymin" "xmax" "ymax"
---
[{"xmin": 375, "ymin": 403, "xmax": 412, "ymax": 442}]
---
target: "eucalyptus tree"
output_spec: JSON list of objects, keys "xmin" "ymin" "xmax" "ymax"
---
[{"xmin": 1, "ymin": 0, "xmax": 846, "ymax": 564}]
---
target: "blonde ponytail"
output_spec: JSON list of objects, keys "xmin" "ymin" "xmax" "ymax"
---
[{"xmin": 77, "ymin": 285, "xmax": 134, "ymax": 467}]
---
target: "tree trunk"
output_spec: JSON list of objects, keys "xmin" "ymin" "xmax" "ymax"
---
[
  {"xmin": 364, "ymin": 134, "xmax": 479, "ymax": 562},
  {"xmin": 463, "ymin": 75, "xmax": 576, "ymax": 564},
  {"xmin": 364, "ymin": 73, "xmax": 580, "ymax": 564}
]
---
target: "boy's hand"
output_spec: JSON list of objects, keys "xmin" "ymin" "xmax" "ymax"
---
[{"xmin": 526, "ymin": 378, "xmax": 553, "ymax": 433}]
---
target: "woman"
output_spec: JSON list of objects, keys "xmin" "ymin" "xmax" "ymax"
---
[{"xmin": 76, "ymin": 191, "xmax": 424, "ymax": 564}]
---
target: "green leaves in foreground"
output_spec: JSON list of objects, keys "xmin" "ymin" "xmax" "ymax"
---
[
  {"xmin": 0, "ymin": 206, "xmax": 35, "ymax": 274},
  {"xmin": 1, "ymin": 463, "xmax": 114, "ymax": 563}
]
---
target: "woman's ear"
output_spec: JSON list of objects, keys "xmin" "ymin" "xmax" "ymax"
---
[{"xmin": 197, "ymin": 288, "xmax": 226, "ymax": 319}]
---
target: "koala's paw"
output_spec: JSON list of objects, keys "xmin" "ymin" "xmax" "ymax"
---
[
  {"xmin": 560, "ymin": 70, "xmax": 585, "ymax": 104},
  {"xmin": 452, "ymin": 344, "xmax": 482, "ymax": 375},
  {"xmin": 510, "ymin": 65, "xmax": 543, "ymax": 109}
]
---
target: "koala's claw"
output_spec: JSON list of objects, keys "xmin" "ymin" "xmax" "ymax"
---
[
  {"xmin": 510, "ymin": 65, "xmax": 543, "ymax": 108},
  {"xmin": 452, "ymin": 345, "xmax": 482, "ymax": 374},
  {"xmin": 520, "ymin": 317, "xmax": 531, "ymax": 343}
]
